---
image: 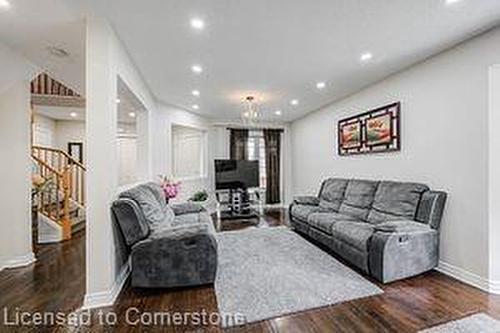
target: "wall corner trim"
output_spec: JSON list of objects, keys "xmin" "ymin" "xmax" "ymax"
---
[
  {"xmin": 0, "ymin": 252, "xmax": 36, "ymax": 271},
  {"xmin": 82, "ymin": 260, "xmax": 131, "ymax": 309},
  {"xmin": 436, "ymin": 260, "xmax": 500, "ymax": 295}
]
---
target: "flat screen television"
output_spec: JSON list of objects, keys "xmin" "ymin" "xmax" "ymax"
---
[{"xmin": 215, "ymin": 159, "xmax": 259, "ymax": 190}]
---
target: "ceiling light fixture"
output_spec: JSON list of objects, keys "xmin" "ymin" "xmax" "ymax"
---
[
  {"xmin": 191, "ymin": 64, "xmax": 203, "ymax": 74},
  {"xmin": 70, "ymin": 112, "xmax": 77, "ymax": 118},
  {"xmin": 192, "ymin": 90, "xmax": 200, "ymax": 97},
  {"xmin": 0, "ymin": 0, "xmax": 10, "ymax": 9},
  {"xmin": 445, "ymin": 0, "xmax": 462, "ymax": 4},
  {"xmin": 116, "ymin": 98, "xmax": 121, "ymax": 103},
  {"xmin": 316, "ymin": 82, "xmax": 326, "ymax": 89},
  {"xmin": 129, "ymin": 112, "xmax": 136, "ymax": 118},
  {"xmin": 360, "ymin": 52, "xmax": 373, "ymax": 62},
  {"xmin": 192, "ymin": 104, "xmax": 200, "ymax": 110},
  {"xmin": 242, "ymin": 96, "xmax": 259, "ymax": 124},
  {"xmin": 290, "ymin": 99, "xmax": 299, "ymax": 106},
  {"xmin": 190, "ymin": 18, "xmax": 205, "ymax": 30},
  {"xmin": 275, "ymin": 110, "xmax": 282, "ymax": 116}
]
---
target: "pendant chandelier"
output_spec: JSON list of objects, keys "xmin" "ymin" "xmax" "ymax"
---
[{"xmin": 242, "ymin": 96, "xmax": 259, "ymax": 123}]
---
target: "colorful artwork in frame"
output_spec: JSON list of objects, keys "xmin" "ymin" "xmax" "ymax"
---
[
  {"xmin": 338, "ymin": 102, "xmax": 400, "ymax": 156},
  {"xmin": 366, "ymin": 113, "xmax": 392, "ymax": 146},
  {"xmin": 340, "ymin": 121, "xmax": 362, "ymax": 149}
]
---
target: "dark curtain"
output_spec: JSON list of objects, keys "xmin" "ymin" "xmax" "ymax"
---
[
  {"xmin": 264, "ymin": 129, "xmax": 281, "ymax": 204},
  {"xmin": 229, "ymin": 129, "xmax": 249, "ymax": 160}
]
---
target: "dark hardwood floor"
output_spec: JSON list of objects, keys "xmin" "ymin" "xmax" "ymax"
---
[{"xmin": 1, "ymin": 209, "xmax": 500, "ymax": 332}]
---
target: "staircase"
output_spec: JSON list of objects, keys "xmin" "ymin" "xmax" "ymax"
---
[{"xmin": 32, "ymin": 146, "xmax": 86, "ymax": 242}]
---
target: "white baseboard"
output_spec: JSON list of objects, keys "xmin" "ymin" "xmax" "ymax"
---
[
  {"xmin": 436, "ymin": 260, "xmax": 500, "ymax": 295},
  {"xmin": 82, "ymin": 260, "xmax": 131, "ymax": 309},
  {"xmin": 0, "ymin": 252, "xmax": 36, "ymax": 271},
  {"xmin": 490, "ymin": 279, "xmax": 500, "ymax": 295}
]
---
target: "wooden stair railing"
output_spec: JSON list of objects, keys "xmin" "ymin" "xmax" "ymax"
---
[{"xmin": 31, "ymin": 146, "xmax": 86, "ymax": 240}]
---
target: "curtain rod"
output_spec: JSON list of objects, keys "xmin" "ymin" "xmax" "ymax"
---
[{"xmin": 226, "ymin": 127, "xmax": 284, "ymax": 132}]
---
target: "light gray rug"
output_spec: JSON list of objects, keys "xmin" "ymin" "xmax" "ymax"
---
[
  {"xmin": 420, "ymin": 313, "xmax": 500, "ymax": 333},
  {"xmin": 214, "ymin": 226, "xmax": 383, "ymax": 327}
]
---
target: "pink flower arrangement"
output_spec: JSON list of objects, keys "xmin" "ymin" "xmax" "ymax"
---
[{"xmin": 159, "ymin": 176, "xmax": 181, "ymax": 200}]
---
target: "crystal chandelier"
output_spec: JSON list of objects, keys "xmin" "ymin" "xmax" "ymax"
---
[{"xmin": 242, "ymin": 96, "xmax": 259, "ymax": 123}]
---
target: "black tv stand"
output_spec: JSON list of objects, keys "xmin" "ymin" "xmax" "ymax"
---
[{"xmin": 215, "ymin": 188, "xmax": 263, "ymax": 220}]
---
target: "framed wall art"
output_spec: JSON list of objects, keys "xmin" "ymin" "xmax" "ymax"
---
[
  {"xmin": 338, "ymin": 102, "xmax": 400, "ymax": 156},
  {"xmin": 68, "ymin": 142, "xmax": 83, "ymax": 164}
]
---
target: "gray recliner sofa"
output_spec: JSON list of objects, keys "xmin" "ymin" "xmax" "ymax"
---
[
  {"xmin": 290, "ymin": 178, "xmax": 447, "ymax": 283},
  {"xmin": 112, "ymin": 182, "xmax": 217, "ymax": 288}
]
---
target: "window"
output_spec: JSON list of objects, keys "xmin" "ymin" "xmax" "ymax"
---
[
  {"xmin": 247, "ymin": 130, "xmax": 266, "ymax": 188},
  {"xmin": 172, "ymin": 125, "xmax": 206, "ymax": 179}
]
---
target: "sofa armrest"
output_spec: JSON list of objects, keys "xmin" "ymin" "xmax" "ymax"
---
[
  {"xmin": 369, "ymin": 226, "xmax": 438, "ymax": 283},
  {"xmin": 293, "ymin": 196, "xmax": 320, "ymax": 206},
  {"xmin": 170, "ymin": 202, "xmax": 206, "ymax": 215},
  {"xmin": 130, "ymin": 224, "xmax": 217, "ymax": 288},
  {"xmin": 374, "ymin": 220, "xmax": 431, "ymax": 233}
]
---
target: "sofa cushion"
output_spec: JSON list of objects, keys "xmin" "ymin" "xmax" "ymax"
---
[
  {"xmin": 374, "ymin": 220, "xmax": 430, "ymax": 233},
  {"xmin": 120, "ymin": 185, "xmax": 168, "ymax": 227},
  {"xmin": 111, "ymin": 199, "xmax": 150, "ymax": 246},
  {"xmin": 367, "ymin": 181, "xmax": 429, "ymax": 224},
  {"xmin": 308, "ymin": 212, "xmax": 360, "ymax": 235},
  {"xmin": 318, "ymin": 178, "xmax": 349, "ymax": 211},
  {"xmin": 290, "ymin": 204, "xmax": 325, "ymax": 222},
  {"xmin": 171, "ymin": 202, "xmax": 206, "ymax": 215},
  {"xmin": 294, "ymin": 196, "xmax": 320, "ymax": 206},
  {"xmin": 338, "ymin": 180, "xmax": 379, "ymax": 221},
  {"xmin": 142, "ymin": 182, "xmax": 166, "ymax": 206},
  {"xmin": 142, "ymin": 182, "xmax": 176, "ymax": 225},
  {"xmin": 331, "ymin": 221, "xmax": 375, "ymax": 252}
]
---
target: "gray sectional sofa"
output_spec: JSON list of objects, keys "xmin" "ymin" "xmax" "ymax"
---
[
  {"xmin": 290, "ymin": 178, "xmax": 447, "ymax": 283},
  {"xmin": 112, "ymin": 182, "xmax": 217, "ymax": 288}
]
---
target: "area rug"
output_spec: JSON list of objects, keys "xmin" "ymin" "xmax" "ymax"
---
[
  {"xmin": 420, "ymin": 313, "xmax": 500, "ymax": 333},
  {"xmin": 214, "ymin": 226, "xmax": 383, "ymax": 327}
]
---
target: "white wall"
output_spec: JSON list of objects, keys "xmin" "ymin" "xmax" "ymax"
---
[
  {"xmin": 0, "ymin": 43, "xmax": 38, "ymax": 271},
  {"xmin": 152, "ymin": 104, "xmax": 213, "ymax": 205},
  {"xmin": 291, "ymin": 27, "xmax": 500, "ymax": 288},
  {"xmin": 32, "ymin": 115, "xmax": 86, "ymax": 160},
  {"xmin": 55, "ymin": 120, "xmax": 86, "ymax": 154},
  {"xmin": 488, "ymin": 65, "xmax": 500, "ymax": 288},
  {"xmin": 0, "ymin": 42, "xmax": 38, "ymax": 95},
  {"xmin": 0, "ymin": 82, "xmax": 36, "ymax": 270},
  {"xmin": 33, "ymin": 114, "xmax": 56, "ymax": 147},
  {"xmin": 84, "ymin": 15, "xmax": 156, "ymax": 308}
]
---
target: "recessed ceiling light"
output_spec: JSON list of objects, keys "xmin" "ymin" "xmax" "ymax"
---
[
  {"xmin": 129, "ymin": 112, "xmax": 136, "ymax": 118},
  {"xmin": 190, "ymin": 18, "xmax": 205, "ymax": 30},
  {"xmin": 316, "ymin": 82, "xmax": 326, "ymax": 89},
  {"xmin": 275, "ymin": 110, "xmax": 282, "ymax": 116},
  {"xmin": 116, "ymin": 98, "xmax": 121, "ymax": 103},
  {"xmin": 192, "ymin": 90, "xmax": 200, "ymax": 97},
  {"xmin": 446, "ymin": 0, "xmax": 462, "ymax": 4},
  {"xmin": 360, "ymin": 52, "xmax": 373, "ymax": 62},
  {"xmin": 0, "ymin": 0, "xmax": 11, "ymax": 9},
  {"xmin": 192, "ymin": 104, "xmax": 200, "ymax": 110},
  {"xmin": 70, "ymin": 112, "xmax": 77, "ymax": 118},
  {"xmin": 191, "ymin": 65, "xmax": 203, "ymax": 74},
  {"xmin": 290, "ymin": 99, "xmax": 299, "ymax": 106}
]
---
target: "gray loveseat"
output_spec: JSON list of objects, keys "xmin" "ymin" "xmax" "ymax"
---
[
  {"xmin": 112, "ymin": 182, "xmax": 217, "ymax": 288},
  {"xmin": 290, "ymin": 178, "xmax": 446, "ymax": 283}
]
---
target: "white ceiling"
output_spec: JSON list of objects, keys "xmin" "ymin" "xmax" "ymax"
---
[
  {"xmin": 3, "ymin": 1, "xmax": 500, "ymax": 121},
  {"xmin": 0, "ymin": 0, "xmax": 85, "ymax": 95}
]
